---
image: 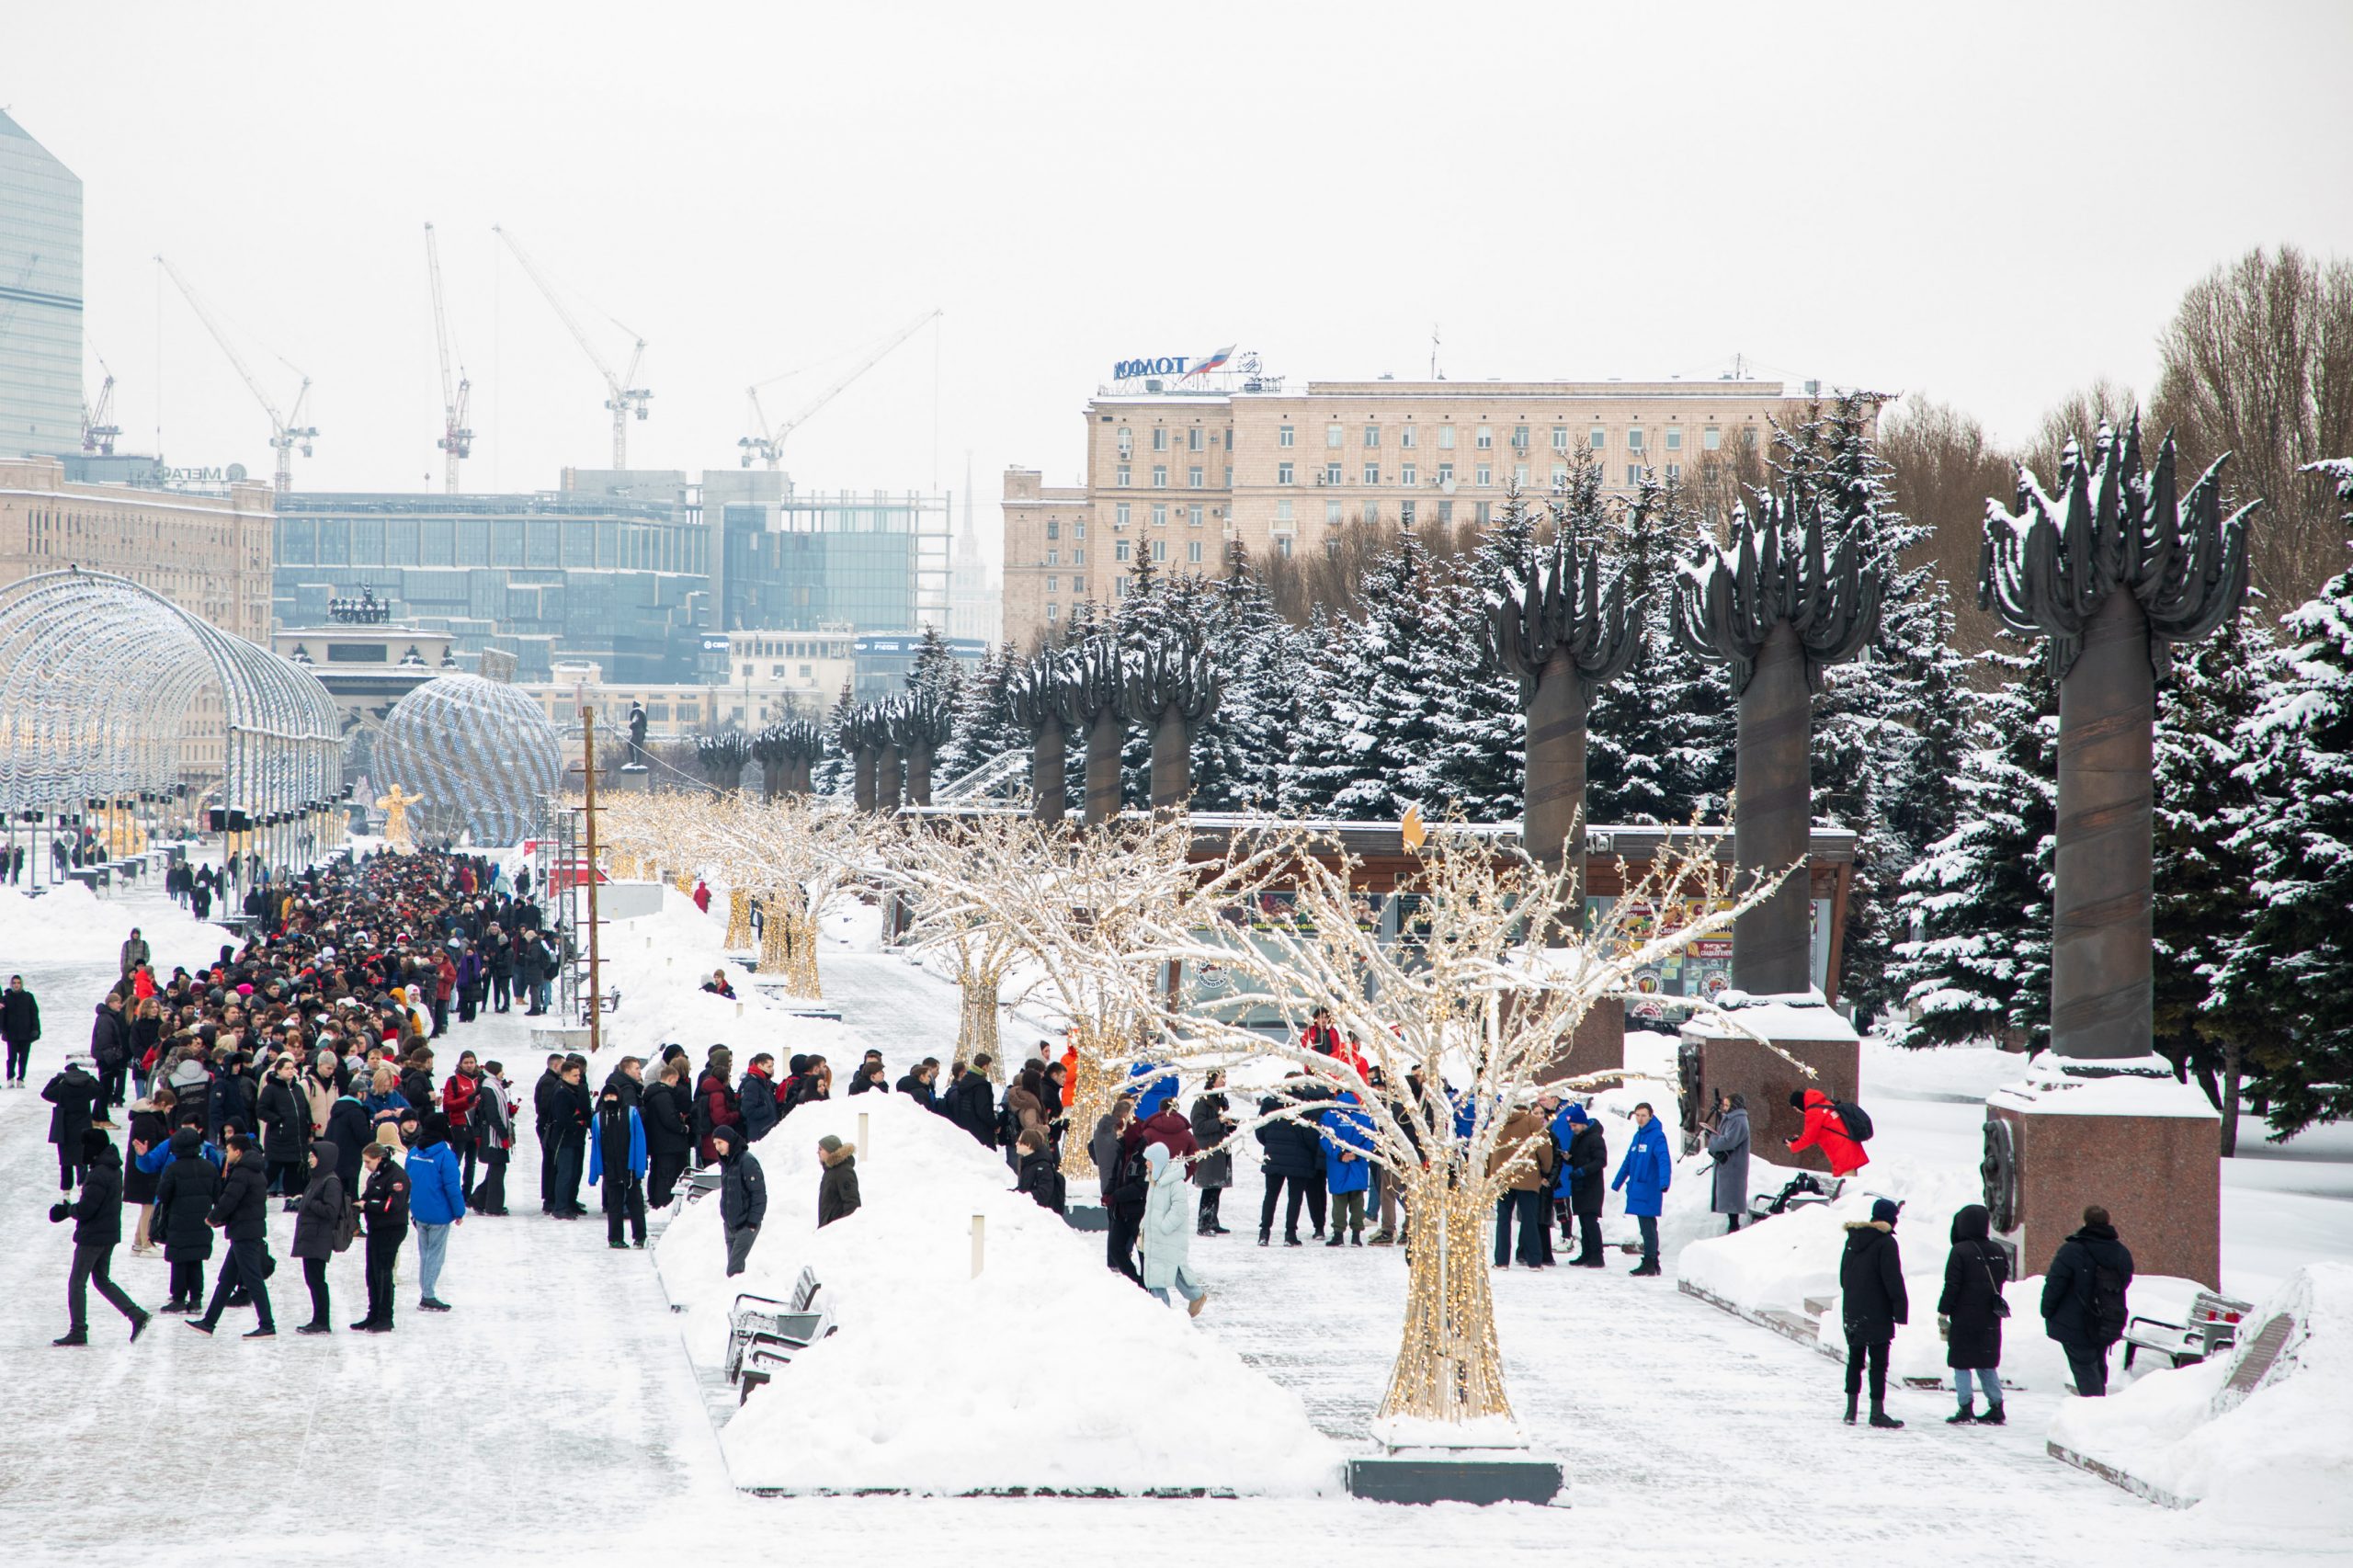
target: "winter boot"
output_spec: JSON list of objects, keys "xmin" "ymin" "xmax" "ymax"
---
[
  {"xmin": 1978, "ymin": 1402, "xmax": 2006, "ymax": 1426},
  {"xmin": 1843, "ymin": 1392, "xmax": 1859, "ymax": 1426},
  {"xmin": 1368, "ymin": 1229, "xmax": 1395, "ymax": 1246},
  {"xmin": 1869, "ymin": 1406, "xmax": 1904, "ymax": 1429},
  {"xmin": 129, "ymin": 1311, "xmax": 151, "ymax": 1343},
  {"xmin": 1351, "ymin": 1230, "xmax": 1364, "ymax": 1246},
  {"xmin": 296, "ymin": 1322, "xmax": 332, "ymax": 1335},
  {"xmin": 52, "ymin": 1328, "xmax": 88, "ymax": 1346},
  {"xmin": 1256, "ymin": 1230, "xmax": 1270, "ymax": 1247},
  {"xmin": 1946, "ymin": 1402, "xmax": 1976, "ymax": 1425},
  {"xmin": 1325, "ymin": 1233, "xmax": 1345, "ymax": 1248}
]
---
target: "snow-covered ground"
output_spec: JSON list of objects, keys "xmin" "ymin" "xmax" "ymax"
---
[{"xmin": 3, "ymin": 875, "xmax": 2347, "ymax": 1563}]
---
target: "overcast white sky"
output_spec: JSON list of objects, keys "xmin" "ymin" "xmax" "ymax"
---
[{"xmin": 8, "ymin": 0, "xmax": 2351, "ymax": 570}]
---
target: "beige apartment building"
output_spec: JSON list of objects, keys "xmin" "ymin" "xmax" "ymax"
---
[
  {"xmin": 0, "ymin": 455, "xmax": 275, "ymax": 639},
  {"xmin": 1003, "ymin": 376, "xmax": 1829, "ymax": 647}
]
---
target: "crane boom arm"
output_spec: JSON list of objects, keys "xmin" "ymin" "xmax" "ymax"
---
[
  {"xmin": 755, "ymin": 307, "xmax": 941, "ymax": 446},
  {"xmin": 425, "ymin": 222, "xmax": 459, "ymax": 410},
  {"xmin": 156, "ymin": 255, "xmax": 284, "ymax": 431},
  {"xmin": 493, "ymin": 224, "xmax": 622, "ymax": 394}
]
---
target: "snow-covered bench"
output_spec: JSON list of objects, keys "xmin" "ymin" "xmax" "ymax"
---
[
  {"xmin": 2123, "ymin": 1288, "xmax": 2254, "ymax": 1370},
  {"xmin": 726, "ymin": 1267, "xmax": 836, "ymax": 1403}
]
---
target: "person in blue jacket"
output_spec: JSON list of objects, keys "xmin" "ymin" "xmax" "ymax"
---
[
  {"xmin": 1129, "ymin": 1060, "xmax": 1178, "ymax": 1123},
  {"xmin": 587, "ymin": 1082, "xmax": 649, "ymax": 1249},
  {"xmin": 404, "ymin": 1113, "xmax": 465, "ymax": 1312},
  {"xmin": 1545, "ymin": 1094, "xmax": 1580, "ymax": 1241},
  {"xmin": 1611, "ymin": 1101, "xmax": 1672, "ymax": 1277},
  {"xmin": 1318, "ymin": 1092, "xmax": 1376, "ymax": 1247}
]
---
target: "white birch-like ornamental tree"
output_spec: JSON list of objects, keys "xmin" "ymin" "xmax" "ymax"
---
[
  {"xmin": 881, "ymin": 810, "xmax": 1052, "ymax": 1080},
  {"xmin": 1120, "ymin": 823, "xmax": 1783, "ymax": 1431}
]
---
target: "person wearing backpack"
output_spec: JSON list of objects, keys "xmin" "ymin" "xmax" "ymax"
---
[
  {"xmin": 1938, "ymin": 1202, "xmax": 2010, "ymax": 1425},
  {"xmin": 2040, "ymin": 1204, "xmax": 2134, "ymax": 1397},
  {"xmin": 290, "ymin": 1137, "xmax": 347, "ymax": 1335},
  {"xmin": 352, "ymin": 1141, "xmax": 410, "ymax": 1333},
  {"xmin": 1787, "ymin": 1087, "xmax": 1870, "ymax": 1177},
  {"xmin": 942, "ymin": 1055, "xmax": 997, "ymax": 1148},
  {"xmin": 1015, "ymin": 1127, "xmax": 1065, "ymax": 1213}
]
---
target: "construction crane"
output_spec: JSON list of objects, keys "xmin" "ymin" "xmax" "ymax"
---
[
  {"xmin": 492, "ymin": 224, "xmax": 649, "ymax": 469},
  {"xmin": 739, "ymin": 308, "xmax": 941, "ymax": 470},
  {"xmin": 81, "ymin": 353, "xmax": 119, "ymax": 455},
  {"xmin": 155, "ymin": 255, "xmax": 316, "ymax": 494},
  {"xmin": 424, "ymin": 223, "xmax": 472, "ymax": 493}
]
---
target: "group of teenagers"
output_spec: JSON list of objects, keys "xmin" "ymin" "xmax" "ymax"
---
[{"xmin": 35, "ymin": 846, "xmax": 556, "ymax": 1345}]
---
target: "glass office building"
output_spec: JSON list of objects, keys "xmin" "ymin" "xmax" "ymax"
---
[
  {"xmin": 0, "ymin": 111, "xmax": 84, "ymax": 460},
  {"xmin": 273, "ymin": 492, "xmax": 711, "ymax": 683}
]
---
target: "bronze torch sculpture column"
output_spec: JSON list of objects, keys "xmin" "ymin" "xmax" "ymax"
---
[
  {"xmin": 1006, "ymin": 649, "xmax": 1077, "ymax": 824},
  {"xmin": 1119, "ymin": 637, "xmax": 1222, "ymax": 816}
]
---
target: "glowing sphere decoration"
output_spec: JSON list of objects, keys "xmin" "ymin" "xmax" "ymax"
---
[{"xmin": 376, "ymin": 673, "xmax": 561, "ymax": 846}]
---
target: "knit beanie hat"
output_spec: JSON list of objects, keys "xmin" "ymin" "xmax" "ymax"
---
[{"xmin": 1871, "ymin": 1198, "xmax": 1902, "ymax": 1226}]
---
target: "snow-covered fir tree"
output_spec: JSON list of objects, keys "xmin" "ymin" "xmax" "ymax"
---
[
  {"xmin": 2211, "ymin": 459, "xmax": 2353, "ymax": 1140},
  {"xmin": 1889, "ymin": 648, "xmax": 2056, "ymax": 1050},
  {"xmin": 937, "ymin": 640, "xmax": 1026, "ymax": 783},
  {"xmin": 1585, "ymin": 472, "xmax": 1734, "ymax": 824},
  {"xmin": 1190, "ymin": 545, "xmax": 1305, "ymax": 811},
  {"xmin": 905, "ymin": 623, "xmax": 963, "ymax": 710},
  {"xmin": 2151, "ymin": 611, "xmax": 2274, "ymax": 1153},
  {"xmin": 1424, "ymin": 495, "xmax": 1534, "ymax": 822},
  {"xmin": 1281, "ymin": 603, "xmax": 1366, "ymax": 816}
]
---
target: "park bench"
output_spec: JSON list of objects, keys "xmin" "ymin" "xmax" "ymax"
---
[
  {"xmin": 725, "ymin": 1267, "xmax": 836, "ymax": 1402},
  {"xmin": 1746, "ymin": 1171, "xmax": 1846, "ymax": 1221},
  {"xmin": 2124, "ymin": 1288, "xmax": 2254, "ymax": 1370}
]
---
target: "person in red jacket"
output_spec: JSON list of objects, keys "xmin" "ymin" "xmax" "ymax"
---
[
  {"xmin": 441, "ymin": 1051, "xmax": 483, "ymax": 1201},
  {"xmin": 1788, "ymin": 1088, "xmax": 1869, "ymax": 1177},
  {"xmin": 1300, "ymin": 1006, "xmax": 1342, "ymax": 1057},
  {"xmin": 1134, "ymin": 1101, "xmax": 1199, "ymax": 1160},
  {"xmin": 696, "ymin": 1046, "xmax": 743, "ymax": 1165},
  {"xmin": 692, "ymin": 879, "xmax": 712, "ymax": 915}
]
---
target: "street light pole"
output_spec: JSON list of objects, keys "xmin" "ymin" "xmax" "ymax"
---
[{"xmin": 582, "ymin": 705, "xmax": 603, "ymax": 1058}]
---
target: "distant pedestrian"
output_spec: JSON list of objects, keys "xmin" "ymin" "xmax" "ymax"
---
[
  {"xmin": 48, "ymin": 1131, "xmax": 150, "ymax": 1346},
  {"xmin": 467, "ymin": 1059, "xmax": 515, "ymax": 1214},
  {"xmin": 1707, "ymin": 1092, "xmax": 1751, "ymax": 1233},
  {"xmin": 1015, "ymin": 1127, "xmax": 1064, "ymax": 1212},
  {"xmin": 1560, "ymin": 1104, "xmax": 1608, "ymax": 1267},
  {"xmin": 189, "ymin": 1135, "xmax": 276, "ymax": 1337},
  {"xmin": 3, "ymin": 974, "xmax": 40, "ymax": 1086},
  {"xmin": 1254, "ymin": 1091, "xmax": 1320, "ymax": 1247},
  {"xmin": 1839, "ymin": 1197, "xmax": 1909, "ymax": 1428},
  {"xmin": 405, "ymin": 1112, "xmax": 464, "ymax": 1312},
  {"xmin": 1487, "ymin": 1097, "xmax": 1553, "ymax": 1267},
  {"xmin": 1611, "ymin": 1101, "xmax": 1671, "ymax": 1276},
  {"xmin": 588, "ymin": 1082, "xmax": 649, "ymax": 1249},
  {"xmin": 290, "ymin": 1137, "xmax": 347, "ymax": 1335},
  {"xmin": 43, "ymin": 1054, "xmax": 104, "ymax": 1191},
  {"xmin": 712, "ymin": 1125, "xmax": 766, "ymax": 1276},
  {"xmin": 352, "ymin": 1141, "xmax": 410, "ymax": 1332},
  {"xmin": 2040, "ymin": 1204, "xmax": 2134, "ymax": 1398},
  {"xmin": 816, "ymin": 1134, "xmax": 860, "ymax": 1227},
  {"xmin": 1188, "ymin": 1071, "xmax": 1234, "ymax": 1236},
  {"xmin": 151, "ymin": 1126, "xmax": 222, "ymax": 1313},
  {"xmin": 1938, "ymin": 1202, "xmax": 2009, "ymax": 1425},
  {"xmin": 643, "ymin": 1058, "xmax": 692, "ymax": 1209},
  {"xmin": 1787, "ymin": 1088, "xmax": 1869, "ymax": 1177},
  {"xmin": 1090, "ymin": 1095, "xmax": 1136, "ymax": 1204},
  {"xmin": 1141, "ymin": 1142, "xmax": 1209, "ymax": 1316},
  {"xmin": 942, "ymin": 1054, "xmax": 996, "ymax": 1148}
]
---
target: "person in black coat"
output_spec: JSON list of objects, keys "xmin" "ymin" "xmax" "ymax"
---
[
  {"xmin": 1014, "ymin": 1127, "xmax": 1064, "ymax": 1213},
  {"xmin": 713, "ymin": 1125, "xmax": 766, "ymax": 1278},
  {"xmin": 1255, "ymin": 1093, "xmax": 1322, "ymax": 1246},
  {"xmin": 2, "ymin": 974, "xmax": 40, "ymax": 1086},
  {"xmin": 532, "ymin": 1054, "xmax": 565, "ymax": 1211},
  {"xmin": 324, "ymin": 1093, "xmax": 373, "ymax": 1194},
  {"xmin": 290, "ymin": 1137, "xmax": 345, "ymax": 1334},
  {"xmin": 353, "ymin": 1142, "xmax": 410, "ymax": 1332},
  {"xmin": 1838, "ymin": 1198, "xmax": 1910, "ymax": 1427},
  {"xmin": 89, "ymin": 995, "xmax": 131, "ymax": 1107},
  {"xmin": 42, "ymin": 1057, "xmax": 104, "ymax": 1191},
  {"xmin": 256, "ymin": 1056, "xmax": 313, "ymax": 1202},
  {"xmin": 2040, "ymin": 1205, "xmax": 2135, "ymax": 1398},
  {"xmin": 48, "ymin": 1133, "xmax": 149, "ymax": 1345},
  {"xmin": 642, "ymin": 1061, "xmax": 693, "ymax": 1210},
  {"xmin": 190, "ymin": 1136, "xmax": 276, "ymax": 1336},
  {"xmin": 1563, "ymin": 1108, "xmax": 1609, "ymax": 1267},
  {"xmin": 153, "ymin": 1128, "xmax": 221, "ymax": 1312},
  {"xmin": 896, "ymin": 1060, "xmax": 940, "ymax": 1112},
  {"xmin": 547, "ymin": 1060, "xmax": 592, "ymax": 1218},
  {"xmin": 1938, "ymin": 1202, "xmax": 2009, "ymax": 1425},
  {"xmin": 941, "ymin": 1056, "xmax": 997, "ymax": 1148}
]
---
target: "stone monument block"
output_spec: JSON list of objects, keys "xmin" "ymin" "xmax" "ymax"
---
[
  {"xmin": 1985, "ymin": 1058, "xmax": 2221, "ymax": 1290},
  {"xmin": 1677, "ymin": 998, "xmax": 1859, "ymax": 1171}
]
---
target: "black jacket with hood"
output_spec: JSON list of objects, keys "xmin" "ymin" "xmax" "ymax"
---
[{"xmin": 1839, "ymin": 1220, "xmax": 1909, "ymax": 1340}]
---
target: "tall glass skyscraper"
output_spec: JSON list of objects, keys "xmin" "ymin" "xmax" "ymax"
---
[{"xmin": 0, "ymin": 111, "xmax": 83, "ymax": 460}]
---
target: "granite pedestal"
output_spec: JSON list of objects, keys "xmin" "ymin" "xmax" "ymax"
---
[
  {"xmin": 1677, "ymin": 1000, "xmax": 1859, "ymax": 1170},
  {"xmin": 1985, "ymin": 1058, "xmax": 2221, "ymax": 1290},
  {"xmin": 1551, "ymin": 999, "xmax": 1625, "ymax": 1082}
]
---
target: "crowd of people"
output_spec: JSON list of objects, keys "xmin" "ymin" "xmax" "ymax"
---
[{"xmin": 33, "ymin": 846, "xmax": 561, "ymax": 1342}]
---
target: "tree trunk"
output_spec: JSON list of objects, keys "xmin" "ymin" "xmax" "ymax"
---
[
  {"xmin": 956, "ymin": 976, "xmax": 1000, "ymax": 1070},
  {"xmin": 1084, "ymin": 711, "xmax": 1123, "ymax": 825},
  {"xmin": 1733, "ymin": 619, "xmax": 1812, "ymax": 994},
  {"xmin": 723, "ymin": 888, "xmax": 753, "ymax": 949},
  {"xmin": 1149, "ymin": 708, "xmax": 1191, "ymax": 816},
  {"xmin": 1378, "ymin": 1168, "xmax": 1514, "ymax": 1425},
  {"xmin": 2052, "ymin": 589, "xmax": 2155, "ymax": 1060},
  {"xmin": 1523, "ymin": 649, "xmax": 1588, "ymax": 944},
  {"xmin": 1030, "ymin": 724, "xmax": 1068, "ymax": 824},
  {"xmin": 2220, "ymin": 1039, "xmax": 2244, "ymax": 1158}
]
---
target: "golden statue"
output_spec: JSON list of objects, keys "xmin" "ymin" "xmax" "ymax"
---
[{"xmin": 375, "ymin": 783, "xmax": 423, "ymax": 848}]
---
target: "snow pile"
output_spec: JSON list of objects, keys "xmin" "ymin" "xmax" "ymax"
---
[
  {"xmin": 591, "ymin": 886, "xmax": 862, "ymax": 1069},
  {"xmin": 2048, "ymin": 1262, "xmax": 2353, "ymax": 1526},
  {"xmin": 659, "ymin": 1090, "xmax": 1339, "ymax": 1495},
  {"xmin": 1988, "ymin": 1052, "xmax": 2222, "ymax": 1120},
  {"xmin": 0, "ymin": 881, "xmax": 231, "ymax": 978}
]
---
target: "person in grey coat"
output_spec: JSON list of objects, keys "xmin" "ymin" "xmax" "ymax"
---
[
  {"xmin": 1189, "ymin": 1074, "xmax": 1234, "ymax": 1236},
  {"xmin": 1706, "ymin": 1093, "xmax": 1751, "ymax": 1233}
]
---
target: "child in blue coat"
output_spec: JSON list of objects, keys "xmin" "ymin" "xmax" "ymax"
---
[{"xmin": 1612, "ymin": 1102, "xmax": 1672, "ymax": 1277}]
